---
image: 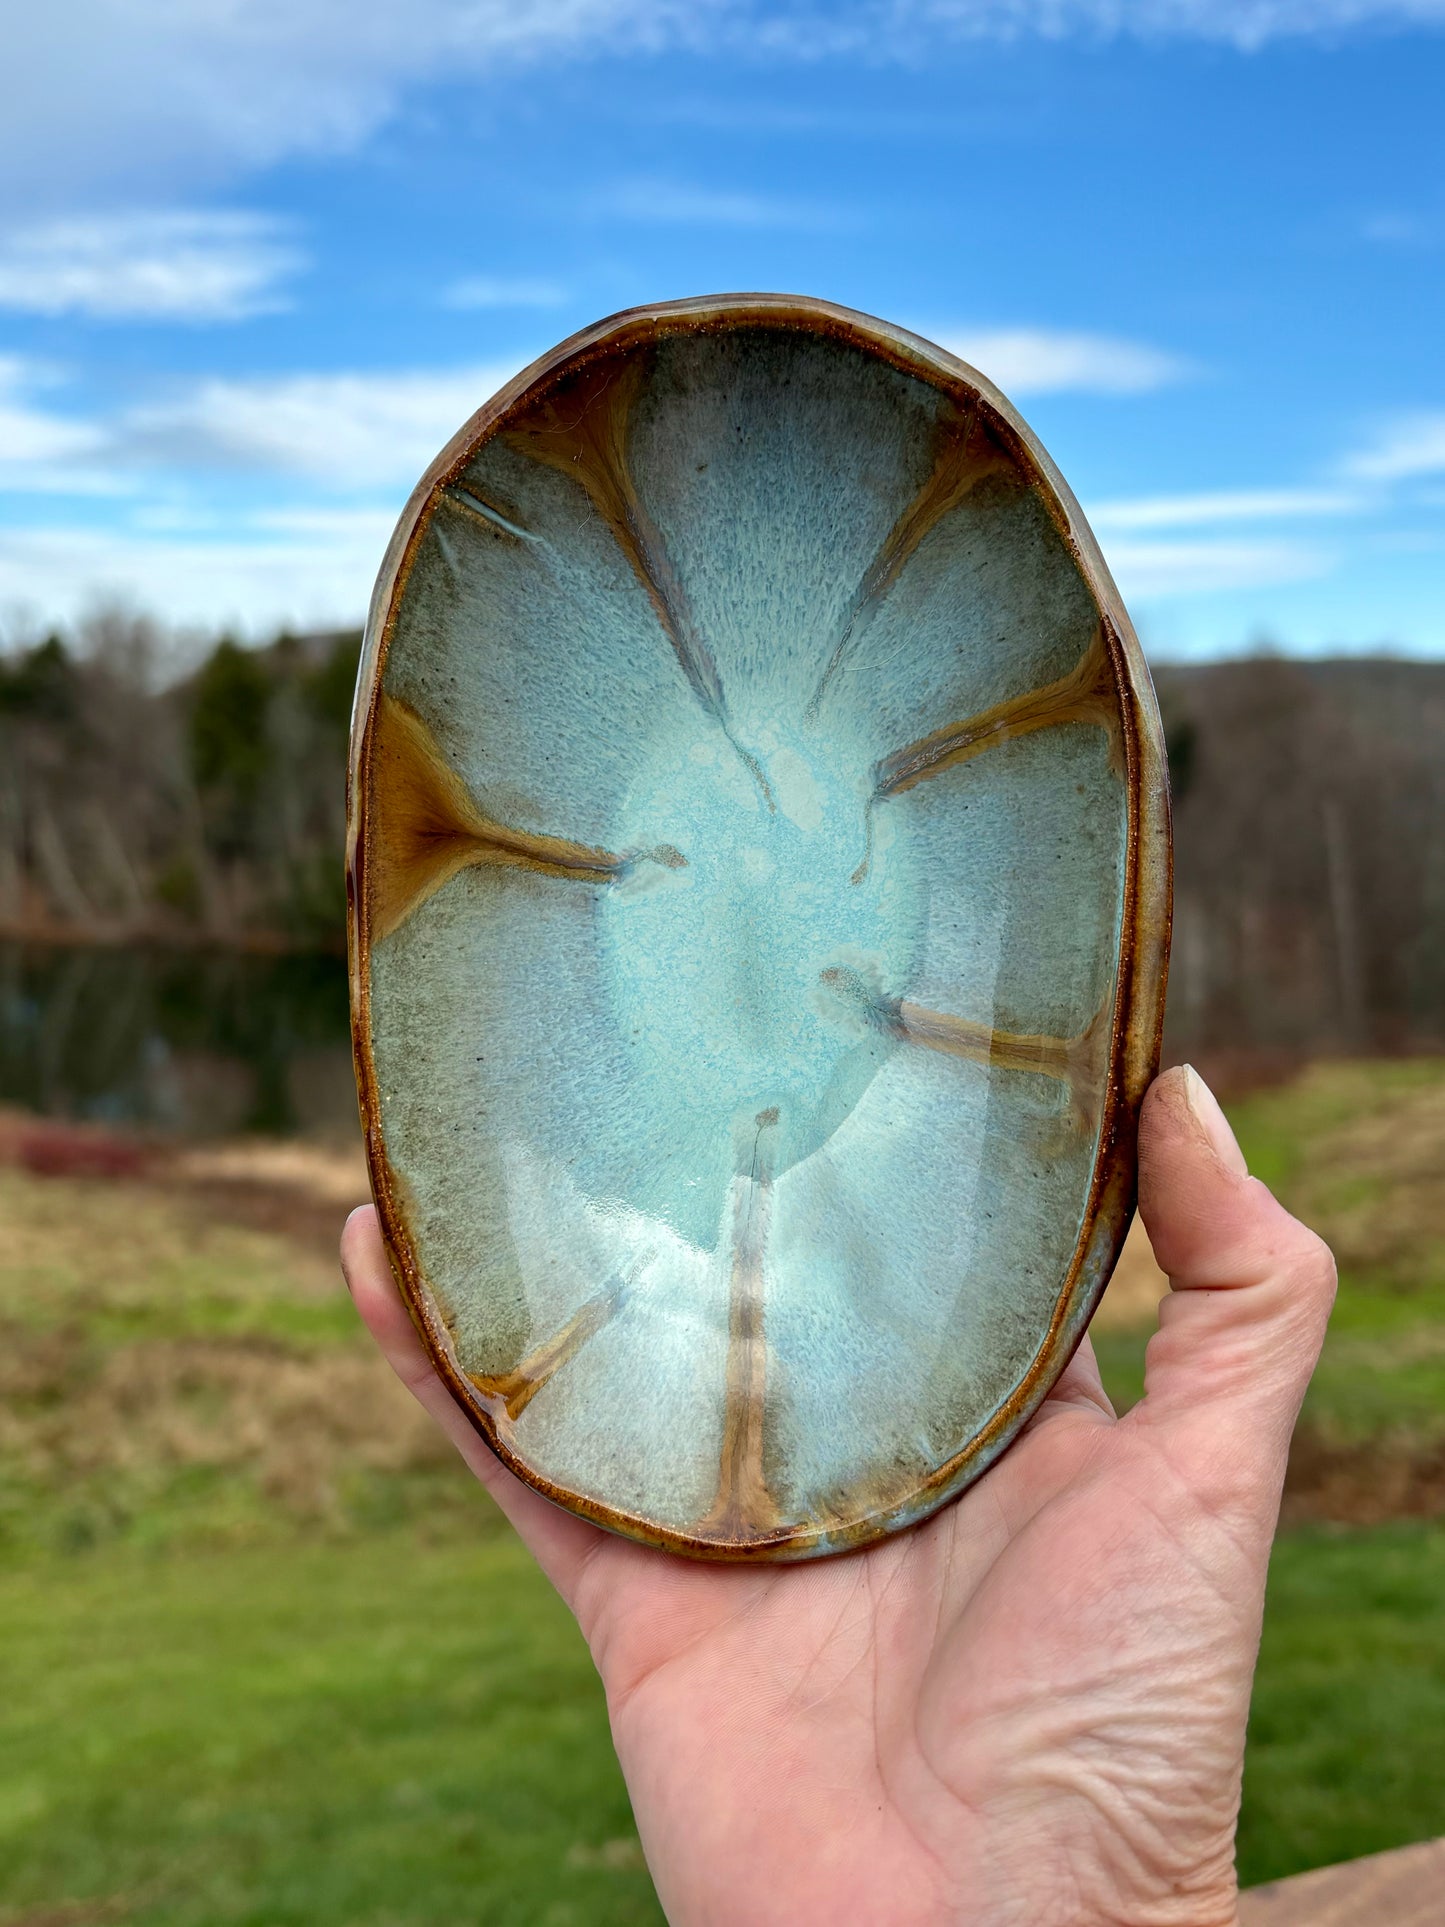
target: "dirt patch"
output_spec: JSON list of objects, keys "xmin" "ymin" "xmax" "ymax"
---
[
  {"xmin": 1282, "ymin": 1425, "xmax": 1445, "ymax": 1528},
  {"xmin": 1092, "ymin": 1217, "xmax": 1169, "ymax": 1331},
  {"xmin": 162, "ymin": 1136, "xmax": 370, "ymax": 1258},
  {"xmin": 0, "ymin": 1901, "xmax": 133, "ymax": 1927},
  {"xmin": 0, "ymin": 1109, "xmax": 370, "ymax": 1260}
]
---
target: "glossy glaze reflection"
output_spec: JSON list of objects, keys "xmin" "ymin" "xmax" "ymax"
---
[{"xmin": 350, "ymin": 296, "xmax": 1170, "ymax": 1559}]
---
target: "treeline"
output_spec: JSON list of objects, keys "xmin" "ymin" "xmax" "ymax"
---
[
  {"xmin": 0, "ymin": 613, "xmax": 358, "ymax": 951},
  {"xmin": 1, "ymin": 619, "xmax": 1442, "ymax": 1051},
  {"xmin": 1155, "ymin": 655, "xmax": 1445, "ymax": 1055}
]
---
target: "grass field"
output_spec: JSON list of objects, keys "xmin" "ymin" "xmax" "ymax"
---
[
  {"xmin": 2, "ymin": 1062, "xmax": 1443, "ymax": 1923},
  {"xmin": 0, "ymin": 1536, "xmax": 658, "ymax": 1927}
]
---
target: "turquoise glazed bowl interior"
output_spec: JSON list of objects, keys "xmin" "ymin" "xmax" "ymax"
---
[{"xmin": 350, "ymin": 295, "xmax": 1170, "ymax": 1560}]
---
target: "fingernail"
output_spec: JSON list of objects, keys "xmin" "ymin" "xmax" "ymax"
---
[{"xmin": 1181, "ymin": 1065, "xmax": 1249, "ymax": 1177}]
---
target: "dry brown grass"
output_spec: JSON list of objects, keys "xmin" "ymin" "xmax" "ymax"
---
[
  {"xmin": 1281, "ymin": 1427, "xmax": 1445, "ymax": 1529},
  {"xmin": 0, "ymin": 1897, "xmax": 134, "ymax": 1926},
  {"xmin": 0, "ymin": 1328, "xmax": 450, "ymax": 1525},
  {"xmin": 0, "ymin": 1150, "xmax": 467, "ymax": 1546},
  {"xmin": 1282, "ymin": 1069, "xmax": 1445, "ymax": 1286},
  {"xmin": 1097, "ymin": 1062, "xmax": 1445, "ymax": 1332},
  {"xmin": 5, "ymin": 1060, "xmax": 1444, "ymax": 1543}
]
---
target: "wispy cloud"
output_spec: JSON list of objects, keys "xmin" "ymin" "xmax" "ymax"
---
[
  {"xmin": 867, "ymin": 2, "xmax": 1445, "ymax": 55},
  {"xmin": 1344, "ymin": 412, "xmax": 1445, "ymax": 481},
  {"xmin": 0, "ymin": 210, "xmax": 302, "ymax": 322},
  {"xmin": 0, "ymin": 3, "xmax": 709, "ymax": 205},
  {"xmin": 6, "ymin": 4, "xmax": 1445, "ymax": 205},
  {"xmin": 0, "ymin": 514, "xmax": 394, "ymax": 637},
  {"xmin": 0, "ymin": 358, "xmax": 120, "ymax": 497},
  {"xmin": 599, "ymin": 177, "xmax": 857, "ymax": 229},
  {"xmin": 1089, "ymin": 487, "xmax": 1365, "ymax": 531},
  {"xmin": 124, "ymin": 363, "xmax": 524, "ymax": 488},
  {"xmin": 941, "ymin": 327, "xmax": 1193, "ymax": 396},
  {"xmin": 1360, "ymin": 210, "xmax": 1436, "ymax": 246},
  {"xmin": 442, "ymin": 276, "xmax": 570, "ymax": 309},
  {"xmin": 1103, "ymin": 536, "xmax": 1332, "ymax": 598},
  {"xmin": 0, "ymin": 357, "xmax": 533, "ymax": 500},
  {"xmin": 0, "ymin": 345, "xmax": 1409, "ymax": 635},
  {"xmin": 0, "ymin": 515, "xmax": 1335, "ymax": 636}
]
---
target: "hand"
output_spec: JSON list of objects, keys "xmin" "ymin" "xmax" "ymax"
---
[{"xmin": 341, "ymin": 1066, "xmax": 1335, "ymax": 1926}]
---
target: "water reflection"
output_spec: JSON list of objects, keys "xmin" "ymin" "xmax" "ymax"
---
[{"xmin": 0, "ymin": 942, "xmax": 355, "ymax": 1138}]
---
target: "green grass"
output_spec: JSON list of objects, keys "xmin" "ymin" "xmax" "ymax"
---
[
  {"xmin": 0, "ymin": 1535, "xmax": 663, "ymax": 1927},
  {"xmin": 2, "ymin": 1522, "xmax": 1441, "ymax": 1922},
  {"xmin": 0, "ymin": 1166, "xmax": 358, "ymax": 1351},
  {"xmin": 1096, "ymin": 1288, "xmax": 1445, "ymax": 1444},
  {"xmin": 3, "ymin": 1060, "xmax": 1444, "ymax": 1919},
  {"xmin": 1241, "ymin": 1524, "xmax": 1445, "ymax": 1887}
]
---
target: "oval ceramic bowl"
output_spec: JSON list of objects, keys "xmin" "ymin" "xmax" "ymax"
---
[{"xmin": 349, "ymin": 295, "xmax": 1171, "ymax": 1561}]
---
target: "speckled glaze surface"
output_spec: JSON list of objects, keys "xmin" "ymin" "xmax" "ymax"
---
[{"xmin": 348, "ymin": 295, "xmax": 1171, "ymax": 1561}]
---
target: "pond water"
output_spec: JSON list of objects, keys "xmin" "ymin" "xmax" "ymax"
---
[{"xmin": 0, "ymin": 942, "xmax": 356, "ymax": 1139}]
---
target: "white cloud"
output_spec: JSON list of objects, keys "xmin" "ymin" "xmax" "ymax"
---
[
  {"xmin": 14, "ymin": 3, "xmax": 1441, "ymax": 207},
  {"xmin": 1088, "ymin": 486, "xmax": 1365, "ymax": 530},
  {"xmin": 112, "ymin": 331, "xmax": 1187, "ymax": 496},
  {"xmin": 600, "ymin": 178, "xmax": 856, "ymax": 229},
  {"xmin": 0, "ymin": 210, "xmax": 302, "ymax": 321},
  {"xmin": 0, "ymin": 355, "xmax": 535, "ymax": 495},
  {"xmin": 1104, "ymin": 535, "xmax": 1332, "ymax": 598},
  {"xmin": 0, "ymin": 513, "xmax": 395, "ymax": 637},
  {"xmin": 941, "ymin": 327, "xmax": 1192, "ymax": 396},
  {"xmin": 0, "ymin": 3, "xmax": 713, "ymax": 207},
  {"xmin": 1344, "ymin": 412, "xmax": 1445, "ymax": 481},
  {"xmin": 868, "ymin": 1, "xmax": 1445, "ymax": 55},
  {"xmin": 124, "ymin": 362, "xmax": 524, "ymax": 489},
  {"xmin": 442, "ymin": 276, "xmax": 570, "ymax": 309},
  {"xmin": 0, "ymin": 358, "xmax": 119, "ymax": 497},
  {"xmin": 0, "ymin": 345, "xmax": 1398, "ymax": 633}
]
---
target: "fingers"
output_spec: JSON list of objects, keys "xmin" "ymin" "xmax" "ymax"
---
[
  {"xmin": 1127, "ymin": 1066, "xmax": 1336, "ymax": 1491},
  {"xmin": 340, "ymin": 1205, "xmax": 604, "ymax": 1600}
]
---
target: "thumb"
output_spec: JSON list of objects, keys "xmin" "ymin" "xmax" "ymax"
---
[{"xmin": 1126, "ymin": 1066, "xmax": 1336, "ymax": 1503}]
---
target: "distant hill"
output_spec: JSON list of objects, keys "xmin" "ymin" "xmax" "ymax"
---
[{"xmin": 1, "ymin": 622, "xmax": 1441, "ymax": 1053}]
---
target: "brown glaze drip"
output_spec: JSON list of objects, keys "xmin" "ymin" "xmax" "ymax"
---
[
  {"xmin": 366, "ymin": 693, "xmax": 626, "ymax": 941},
  {"xmin": 698, "ymin": 1109, "xmax": 778, "ymax": 1540},
  {"xmin": 502, "ymin": 355, "xmax": 774, "ymax": 810},
  {"xmin": 902, "ymin": 996, "xmax": 1111, "ymax": 1137},
  {"xmin": 872, "ymin": 620, "xmax": 1119, "ymax": 800},
  {"xmin": 821, "ymin": 965, "xmax": 1108, "ymax": 1121},
  {"xmin": 471, "ymin": 1274, "xmax": 632, "ymax": 1424},
  {"xmin": 808, "ymin": 402, "xmax": 1014, "ymax": 716}
]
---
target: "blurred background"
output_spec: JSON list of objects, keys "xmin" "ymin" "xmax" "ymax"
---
[{"xmin": 1, "ymin": 5, "xmax": 1443, "ymax": 1923}]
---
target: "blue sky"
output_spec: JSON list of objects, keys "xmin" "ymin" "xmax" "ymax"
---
[{"xmin": 2, "ymin": 1, "xmax": 1444, "ymax": 658}]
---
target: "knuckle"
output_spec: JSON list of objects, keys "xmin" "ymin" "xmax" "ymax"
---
[
  {"xmin": 1278, "ymin": 1222, "xmax": 1338, "ymax": 1313},
  {"xmin": 1291, "ymin": 1223, "xmax": 1336, "ymax": 1285}
]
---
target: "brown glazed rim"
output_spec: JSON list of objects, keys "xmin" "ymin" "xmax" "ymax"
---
[{"xmin": 347, "ymin": 292, "xmax": 1173, "ymax": 1562}]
